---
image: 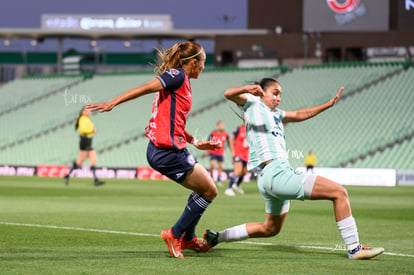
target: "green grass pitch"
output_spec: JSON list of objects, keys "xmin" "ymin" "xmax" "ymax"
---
[{"xmin": 0, "ymin": 176, "xmax": 413, "ymax": 274}]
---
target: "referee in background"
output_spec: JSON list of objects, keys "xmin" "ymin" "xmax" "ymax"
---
[
  {"xmin": 304, "ymin": 150, "xmax": 318, "ymax": 173},
  {"xmin": 63, "ymin": 106, "xmax": 104, "ymax": 186}
]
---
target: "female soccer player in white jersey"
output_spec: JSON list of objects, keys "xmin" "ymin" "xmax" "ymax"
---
[
  {"xmin": 88, "ymin": 41, "xmax": 221, "ymax": 259},
  {"xmin": 203, "ymin": 78, "xmax": 384, "ymax": 260}
]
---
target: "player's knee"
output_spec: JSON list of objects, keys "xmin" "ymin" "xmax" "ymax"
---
[
  {"xmin": 204, "ymin": 186, "xmax": 218, "ymax": 201},
  {"xmin": 335, "ymin": 184, "xmax": 349, "ymax": 201},
  {"xmin": 263, "ymin": 224, "xmax": 281, "ymax": 237}
]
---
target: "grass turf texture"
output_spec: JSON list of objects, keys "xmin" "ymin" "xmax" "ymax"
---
[{"xmin": 0, "ymin": 176, "xmax": 413, "ymax": 274}]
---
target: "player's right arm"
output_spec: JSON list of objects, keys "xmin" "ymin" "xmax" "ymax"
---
[
  {"xmin": 229, "ymin": 135, "xmax": 236, "ymax": 157},
  {"xmin": 87, "ymin": 78, "xmax": 162, "ymax": 112},
  {"xmin": 224, "ymin": 85, "xmax": 264, "ymax": 106},
  {"xmin": 229, "ymin": 127, "xmax": 238, "ymax": 157}
]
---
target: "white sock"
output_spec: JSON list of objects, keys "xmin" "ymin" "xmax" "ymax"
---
[
  {"xmin": 218, "ymin": 224, "xmax": 248, "ymax": 242},
  {"xmin": 336, "ymin": 216, "xmax": 360, "ymax": 251}
]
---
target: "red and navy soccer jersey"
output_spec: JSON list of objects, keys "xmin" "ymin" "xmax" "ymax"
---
[
  {"xmin": 145, "ymin": 68, "xmax": 192, "ymax": 150},
  {"xmin": 232, "ymin": 125, "xmax": 249, "ymax": 162},
  {"xmin": 208, "ymin": 130, "xmax": 228, "ymax": 156}
]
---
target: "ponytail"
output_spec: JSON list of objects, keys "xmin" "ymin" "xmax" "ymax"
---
[
  {"xmin": 74, "ymin": 107, "xmax": 85, "ymax": 131},
  {"xmin": 155, "ymin": 41, "xmax": 203, "ymax": 75}
]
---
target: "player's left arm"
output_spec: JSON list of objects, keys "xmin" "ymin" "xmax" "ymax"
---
[
  {"xmin": 185, "ymin": 130, "xmax": 222, "ymax": 151},
  {"xmin": 229, "ymin": 135, "xmax": 236, "ymax": 157},
  {"xmin": 87, "ymin": 78, "xmax": 162, "ymax": 112},
  {"xmin": 283, "ymin": 87, "xmax": 343, "ymax": 123}
]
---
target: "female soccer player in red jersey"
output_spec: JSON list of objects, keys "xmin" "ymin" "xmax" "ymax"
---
[
  {"xmin": 87, "ymin": 41, "xmax": 221, "ymax": 259},
  {"xmin": 225, "ymin": 124, "xmax": 249, "ymax": 196},
  {"xmin": 208, "ymin": 121, "xmax": 229, "ymax": 186}
]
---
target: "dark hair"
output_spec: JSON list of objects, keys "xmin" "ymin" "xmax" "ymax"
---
[
  {"xmin": 155, "ymin": 41, "xmax": 204, "ymax": 75},
  {"xmin": 255, "ymin": 78, "xmax": 280, "ymax": 90},
  {"xmin": 74, "ymin": 106, "xmax": 85, "ymax": 131},
  {"xmin": 230, "ymin": 78, "xmax": 281, "ymax": 122}
]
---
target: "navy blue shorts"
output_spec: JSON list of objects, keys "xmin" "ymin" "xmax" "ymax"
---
[
  {"xmin": 210, "ymin": 153, "xmax": 224, "ymax": 162},
  {"xmin": 233, "ymin": 156, "xmax": 248, "ymax": 167},
  {"xmin": 146, "ymin": 142, "xmax": 197, "ymax": 183}
]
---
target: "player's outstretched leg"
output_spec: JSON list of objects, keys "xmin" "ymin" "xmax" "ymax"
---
[
  {"xmin": 162, "ymin": 164, "xmax": 216, "ymax": 258},
  {"xmin": 204, "ymin": 213, "xmax": 288, "ymax": 248},
  {"xmin": 311, "ymin": 176, "xmax": 384, "ymax": 259}
]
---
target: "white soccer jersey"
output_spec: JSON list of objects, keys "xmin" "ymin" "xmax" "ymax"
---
[{"xmin": 242, "ymin": 93, "xmax": 288, "ymax": 173}]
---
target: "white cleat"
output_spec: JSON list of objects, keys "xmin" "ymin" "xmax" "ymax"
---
[
  {"xmin": 348, "ymin": 245, "xmax": 384, "ymax": 260},
  {"xmin": 232, "ymin": 185, "xmax": 245, "ymax": 195},
  {"xmin": 224, "ymin": 188, "xmax": 236, "ymax": 196}
]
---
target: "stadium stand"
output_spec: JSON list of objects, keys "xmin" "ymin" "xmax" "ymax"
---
[
  {"xmin": 0, "ymin": 64, "xmax": 412, "ymax": 171},
  {"xmin": 278, "ymin": 63, "xmax": 403, "ymax": 110},
  {"xmin": 347, "ymin": 138, "xmax": 414, "ymax": 170},
  {"xmin": 0, "ymin": 76, "xmax": 83, "ymax": 147},
  {"xmin": 0, "ymin": 76, "xmax": 83, "ymax": 115},
  {"xmin": 97, "ymin": 67, "xmax": 283, "ymax": 168},
  {"xmin": 285, "ymin": 65, "xmax": 414, "ymax": 169},
  {"xmin": 0, "ymin": 73, "xmax": 155, "ymax": 165}
]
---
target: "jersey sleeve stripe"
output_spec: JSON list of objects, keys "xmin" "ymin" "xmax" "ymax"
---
[{"xmin": 156, "ymin": 75, "xmax": 167, "ymax": 88}]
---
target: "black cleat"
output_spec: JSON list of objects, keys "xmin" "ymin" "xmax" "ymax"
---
[
  {"xmin": 203, "ymin": 229, "xmax": 219, "ymax": 249},
  {"xmin": 63, "ymin": 175, "xmax": 69, "ymax": 185},
  {"xmin": 94, "ymin": 179, "xmax": 105, "ymax": 186}
]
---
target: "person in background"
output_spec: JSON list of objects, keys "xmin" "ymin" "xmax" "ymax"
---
[
  {"xmin": 87, "ymin": 41, "xmax": 221, "ymax": 259},
  {"xmin": 225, "ymin": 124, "xmax": 249, "ymax": 196},
  {"xmin": 207, "ymin": 121, "xmax": 229, "ymax": 187},
  {"xmin": 305, "ymin": 150, "xmax": 318, "ymax": 173},
  {"xmin": 63, "ymin": 106, "xmax": 104, "ymax": 186}
]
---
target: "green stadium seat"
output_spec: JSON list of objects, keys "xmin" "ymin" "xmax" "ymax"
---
[{"xmin": 1, "ymin": 65, "xmax": 412, "ymax": 170}]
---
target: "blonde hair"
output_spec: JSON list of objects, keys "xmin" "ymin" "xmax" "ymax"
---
[{"xmin": 155, "ymin": 41, "xmax": 204, "ymax": 75}]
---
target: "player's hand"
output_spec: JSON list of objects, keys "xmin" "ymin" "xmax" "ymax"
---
[
  {"xmin": 329, "ymin": 87, "xmax": 344, "ymax": 107},
  {"xmin": 195, "ymin": 140, "xmax": 222, "ymax": 151},
  {"xmin": 246, "ymin": 85, "xmax": 264, "ymax": 98},
  {"xmin": 87, "ymin": 102, "xmax": 116, "ymax": 112}
]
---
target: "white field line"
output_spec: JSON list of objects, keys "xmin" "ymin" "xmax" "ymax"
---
[{"xmin": 1, "ymin": 221, "xmax": 413, "ymax": 258}]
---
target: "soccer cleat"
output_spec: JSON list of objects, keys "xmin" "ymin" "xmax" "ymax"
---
[
  {"xmin": 160, "ymin": 228, "xmax": 184, "ymax": 258},
  {"xmin": 232, "ymin": 185, "xmax": 245, "ymax": 195},
  {"xmin": 348, "ymin": 244, "xmax": 384, "ymax": 260},
  {"xmin": 63, "ymin": 175, "xmax": 69, "ymax": 185},
  {"xmin": 224, "ymin": 188, "xmax": 236, "ymax": 196},
  {"xmin": 94, "ymin": 179, "xmax": 105, "ymax": 186},
  {"xmin": 203, "ymin": 229, "xmax": 219, "ymax": 249},
  {"xmin": 181, "ymin": 236, "xmax": 210, "ymax": 253}
]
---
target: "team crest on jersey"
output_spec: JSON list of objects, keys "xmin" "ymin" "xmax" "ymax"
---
[
  {"xmin": 187, "ymin": 155, "xmax": 196, "ymax": 166},
  {"xmin": 166, "ymin": 69, "xmax": 180, "ymax": 78}
]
